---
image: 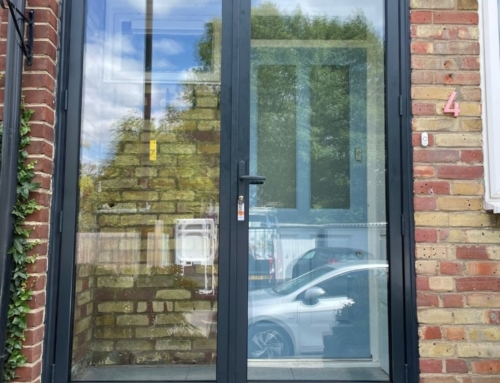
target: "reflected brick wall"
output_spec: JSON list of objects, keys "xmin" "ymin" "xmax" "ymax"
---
[{"xmin": 70, "ymin": 84, "xmax": 220, "ymax": 372}]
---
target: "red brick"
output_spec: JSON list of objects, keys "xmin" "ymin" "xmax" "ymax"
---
[
  {"xmin": 417, "ymin": 292, "xmax": 439, "ymax": 307},
  {"xmin": 30, "ymin": 123, "xmax": 55, "ymax": 141},
  {"xmin": 414, "ymin": 181, "xmax": 451, "ymax": 195},
  {"xmin": 466, "ymin": 262, "xmax": 500, "ymax": 276},
  {"xmin": 414, "ymin": 165, "xmax": 436, "ymax": 178},
  {"xmin": 440, "ymin": 262, "xmax": 464, "ymax": 275},
  {"xmin": 32, "ymin": 174, "xmax": 51, "ymax": 190},
  {"xmin": 456, "ymin": 277, "xmax": 500, "ymax": 292},
  {"xmin": 14, "ymin": 360, "xmax": 42, "ymax": 381},
  {"xmin": 32, "ymin": 23, "xmax": 58, "ymax": 43},
  {"xmin": 417, "ymin": 276, "xmax": 430, "ymax": 291},
  {"xmin": 416, "ymin": 228, "xmax": 438, "ymax": 243},
  {"xmin": 31, "ymin": 192, "xmax": 51, "ymax": 206},
  {"xmin": 434, "ymin": 11, "xmax": 478, "ymax": 24},
  {"xmin": 456, "ymin": 246, "xmax": 489, "ymax": 259},
  {"xmin": 414, "ymin": 197, "xmax": 437, "ymax": 211},
  {"xmin": 30, "ymin": 106, "xmax": 55, "ymax": 125},
  {"xmin": 28, "ymin": 242, "xmax": 48, "ymax": 257},
  {"xmin": 422, "ymin": 326, "xmax": 442, "ymax": 340},
  {"xmin": 411, "ymin": 11, "xmax": 433, "ymax": 24},
  {"xmin": 435, "ymin": 72, "xmax": 480, "ymax": 85},
  {"xmin": 437, "ymin": 165, "xmax": 483, "ymax": 179},
  {"xmin": 31, "ymin": 156, "xmax": 54, "ymax": 174},
  {"xmin": 23, "ymin": 89, "xmax": 56, "ymax": 107},
  {"xmin": 26, "ymin": 208, "xmax": 50, "ymax": 224},
  {"xmin": 25, "ymin": 56, "xmax": 57, "ymax": 78},
  {"xmin": 27, "ymin": 274, "xmax": 47, "ymax": 292},
  {"xmin": 27, "ymin": 291, "xmax": 46, "ymax": 310},
  {"xmin": 414, "ymin": 149, "xmax": 460, "ymax": 163},
  {"xmin": 442, "ymin": 294, "xmax": 464, "ymax": 307},
  {"xmin": 23, "ymin": 343, "xmax": 43, "ymax": 363},
  {"xmin": 24, "ymin": 325, "xmax": 45, "ymax": 346},
  {"xmin": 412, "ymin": 42, "xmax": 434, "ymax": 55},
  {"xmin": 461, "ymin": 150, "xmax": 483, "ymax": 163},
  {"xmin": 471, "ymin": 360, "xmax": 500, "ymax": 374},
  {"xmin": 447, "ymin": 359, "xmax": 469, "ymax": 373},
  {"xmin": 26, "ymin": 310, "xmax": 45, "ymax": 328},
  {"xmin": 22, "ymin": 73, "xmax": 55, "ymax": 92},
  {"xmin": 421, "ymin": 359, "xmax": 443, "ymax": 373},
  {"xmin": 28, "ymin": 0, "xmax": 60, "ymax": 15}
]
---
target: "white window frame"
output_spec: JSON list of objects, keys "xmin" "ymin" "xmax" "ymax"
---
[{"xmin": 480, "ymin": 0, "xmax": 500, "ymax": 212}]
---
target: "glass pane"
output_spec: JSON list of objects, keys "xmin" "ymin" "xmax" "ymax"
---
[
  {"xmin": 70, "ymin": 0, "xmax": 221, "ymax": 380},
  {"xmin": 248, "ymin": 0, "xmax": 389, "ymax": 381}
]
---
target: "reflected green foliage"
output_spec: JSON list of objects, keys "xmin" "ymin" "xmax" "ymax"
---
[
  {"xmin": 257, "ymin": 65, "xmax": 297, "ymax": 208},
  {"xmin": 251, "ymin": 2, "xmax": 370, "ymax": 41},
  {"xmin": 310, "ymin": 65, "xmax": 350, "ymax": 209}
]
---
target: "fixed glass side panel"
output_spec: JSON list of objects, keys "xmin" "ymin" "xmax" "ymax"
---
[
  {"xmin": 247, "ymin": 0, "xmax": 389, "ymax": 381},
  {"xmin": 70, "ymin": 0, "xmax": 221, "ymax": 380}
]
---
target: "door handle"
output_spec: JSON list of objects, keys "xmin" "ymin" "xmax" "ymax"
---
[
  {"xmin": 238, "ymin": 161, "xmax": 266, "ymax": 185},
  {"xmin": 239, "ymin": 175, "xmax": 266, "ymax": 185}
]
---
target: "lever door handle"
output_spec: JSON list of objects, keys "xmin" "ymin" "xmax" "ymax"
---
[{"xmin": 239, "ymin": 175, "xmax": 266, "ymax": 185}]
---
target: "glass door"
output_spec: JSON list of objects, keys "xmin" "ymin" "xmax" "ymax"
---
[
  {"xmin": 54, "ymin": 0, "xmax": 406, "ymax": 382},
  {"xmin": 237, "ymin": 0, "xmax": 406, "ymax": 382},
  {"xmin": 55, "ymin": 0, "xmax": 232, "ymax": 382}
]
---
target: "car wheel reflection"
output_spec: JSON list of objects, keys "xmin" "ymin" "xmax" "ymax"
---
[{"xmin": 248, "ymin": 323, "xmax": 292, "ymax": 358}]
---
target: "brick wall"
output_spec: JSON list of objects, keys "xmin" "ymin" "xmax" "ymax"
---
[
  {"xmin": 0, "ymin": 1, "xmax": 60, "ymax": 382},
  {"xmin": 411, "ymin": 0, "xmax": 500, "ymax": 382}
]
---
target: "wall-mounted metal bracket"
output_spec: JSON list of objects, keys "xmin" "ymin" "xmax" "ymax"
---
[{"xmin": 0, "ymin": 1, "xmax": 34, "ymax": 66}]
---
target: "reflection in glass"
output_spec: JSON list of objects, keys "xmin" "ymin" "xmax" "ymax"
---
[
  {"xmin": 248, "ymin": 0, "xmax": 389, "ymax": 381},
  {"xmin": 70, "ymin": 0, "xmax": 221, "ymax": 380},
  {"xmin": 257, "ymin": 65, "xmax": 297, "ymax": 208}
]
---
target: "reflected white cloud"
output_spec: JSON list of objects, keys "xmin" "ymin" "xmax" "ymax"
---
[{"xmin": 153, "ymin": 38, "xmax": 185, "ymax": 55}]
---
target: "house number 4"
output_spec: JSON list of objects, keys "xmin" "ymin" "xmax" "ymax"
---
[{"xmin": 444, "ymin": 91, "xmax": 460, "ymax": 117}]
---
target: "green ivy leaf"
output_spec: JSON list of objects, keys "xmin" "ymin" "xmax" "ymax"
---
[{"xmin": 1, "ymin": 102, "xmax": 40, "ymax": 382}]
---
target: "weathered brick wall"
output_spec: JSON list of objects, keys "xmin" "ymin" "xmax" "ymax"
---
[
  {"xmin": 0, "ymin": 1, "xmax": 60, "ymax": 383},
  {"xmin": 411, "ymin": 0, "xmax": 500, "ymax": 381}
]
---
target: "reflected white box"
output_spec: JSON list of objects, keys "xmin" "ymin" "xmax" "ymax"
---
[{"xmin": 175, "ymin": 219, "xmax": 216, "ymax": 266}]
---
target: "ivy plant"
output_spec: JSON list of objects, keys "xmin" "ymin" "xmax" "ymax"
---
[{"xmin": 0, "ymin": 103, "xmax": 41, "ymax": 382}]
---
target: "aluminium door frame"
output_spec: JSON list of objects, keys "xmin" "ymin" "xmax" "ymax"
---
[{"xmin": 42, "ymin": 0, "xmax": 418, "ymax": 383}]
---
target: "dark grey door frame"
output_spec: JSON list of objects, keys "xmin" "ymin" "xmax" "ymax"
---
[{"xmin": 43, "ymin": 1, "xmax": 418, "ymax": 383}]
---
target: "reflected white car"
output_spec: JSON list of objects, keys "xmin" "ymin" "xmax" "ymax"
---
[{"xmin": 248, "ymin": 261, "xmax": 388, "ymax": 359}]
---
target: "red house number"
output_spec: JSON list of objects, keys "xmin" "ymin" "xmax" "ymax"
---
[{"xmin": 444, "ymin": 91, "xmax": 460, "ymax": 117}]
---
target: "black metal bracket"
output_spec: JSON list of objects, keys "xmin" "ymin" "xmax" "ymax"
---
[{"xmin": 0, "ymin": 1, "xmax": 34, "ymax": 66}]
